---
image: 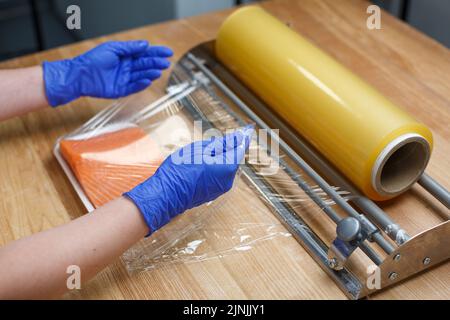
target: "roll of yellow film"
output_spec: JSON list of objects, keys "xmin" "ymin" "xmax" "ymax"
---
[{"xmin": 216, "ymin": 6, "xmax": 433, "ymax": 201}]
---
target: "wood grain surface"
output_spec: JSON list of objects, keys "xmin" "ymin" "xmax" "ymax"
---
[{"xmin": 0, "ymin": 0, "xmax": 448, "ymax": 299}]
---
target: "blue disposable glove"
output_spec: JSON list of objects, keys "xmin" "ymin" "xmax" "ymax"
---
[
  {"xmin": 124, "ymin": 126, "xmax": 254, "ymax": 235},
  {"xmin": 43, "ymin": 40, "xmax": 173, "ymax": 107}
]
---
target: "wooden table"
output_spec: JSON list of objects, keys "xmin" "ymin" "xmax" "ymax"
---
[{"xmin": 0, "ymin": 0, "xmax": 448, "ymax": 299}]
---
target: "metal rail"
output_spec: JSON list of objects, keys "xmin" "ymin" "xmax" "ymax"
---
[{"xmin": 419, "ymin": 174, "xmax": 450, "ymax": 209}]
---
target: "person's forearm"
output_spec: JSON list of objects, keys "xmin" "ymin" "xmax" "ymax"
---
[
  {"xmin": 0, "ymin": 66, "xmax": 49, "ymax": 122},
  {"xmin": 0, "ymin": 197, "xmax": 148, "ymax": 299}
]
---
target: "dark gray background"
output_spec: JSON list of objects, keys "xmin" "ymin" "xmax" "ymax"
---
[{"xmin": 0, "ymin": 0, "xmax": 449, "ymax": 62}]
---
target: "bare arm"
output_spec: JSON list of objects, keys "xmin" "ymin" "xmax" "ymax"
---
[
  {"xmin": 0, "ymin": 41, "xmax": 174, "ymax": 122},
  {"xmin": 0, "ymin": 197, "xmax": 148, "ymax": 299},
  {"xmin": 0, "ymin": 66, "xmax": 49, "ymax": 122}
]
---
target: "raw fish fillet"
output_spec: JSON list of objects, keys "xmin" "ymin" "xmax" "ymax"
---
[{"xmin": 60, "ymin": 126, "xmax": 163, "ymax": 208}]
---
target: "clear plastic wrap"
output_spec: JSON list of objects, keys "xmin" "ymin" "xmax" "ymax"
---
[
  {"xmin": 122, "ymin": 177, "xmax": 353, "ymax": 273},
  {"xmin": 54, "ymin": 79, "xmax": 355, "ymax": 274}
]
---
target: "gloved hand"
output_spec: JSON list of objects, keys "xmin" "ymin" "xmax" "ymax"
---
[
  {"xmin": 124, "ymin": 126, "xmax": 254, "ymax": 235},
  {"xmin": 43, "ymin": 40, "xmax": 173, "ymax": 107}
]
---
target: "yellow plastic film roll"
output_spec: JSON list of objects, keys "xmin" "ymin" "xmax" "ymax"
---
[{"xmin": 216, "ymin": 6, "xmax": 433, "ymax": 201}]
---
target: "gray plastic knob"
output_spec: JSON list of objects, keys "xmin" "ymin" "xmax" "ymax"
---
[{"xmin": 336, "ymin": 217, "xmax": 361, "ymax": 242}]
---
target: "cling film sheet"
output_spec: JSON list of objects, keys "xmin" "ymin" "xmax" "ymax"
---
[
  {"xmin": 123, "ymin": 178, "xmax": 353, "ymax": 272},
  {"xmin": 55, "ymin": 72, "xmax": 354, "ymax": 273}
]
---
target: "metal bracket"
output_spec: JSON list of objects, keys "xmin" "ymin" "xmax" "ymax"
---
[
  {"xmin": 327, "ymin": 215, "xmax": 380, "ymax": 270},
  {"xmin": 359, "ymin": 220, "xmax": 450, "ymax": 298}
]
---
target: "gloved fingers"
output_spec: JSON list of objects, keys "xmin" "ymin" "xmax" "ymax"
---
[
  {"xmin": 140, "ymin": 46, "xmax": 174, "ymax": 58},
  {"xmin": 222, "ymin": 125, "xmax": 254, "ymax": 152},
  {"xmin": 171, "ymin": 126, "xmax": 254, "ymax": 165},
  {"xmin": 130, "ymin": 69, "xmax": 162, "ymax": 82},
  {"xmin": 205, "ymin": 125, "xmax": 254, "ymax": 154},
  {"xmin": 226, "ymin": 131, "xmax": 244, "ymax": 150},
  {"xmin": 131, "ymin": 57, "xmax": 171, "ymax": 71},
  {"xmin": 203, "ymin": 133, "xmax": 241, "ymax": 158},
  {"xmin": 231, "ymin": 141, "xmax": 246, "ymax": 165},
  {"xmin": 224, "ymin": 125, "xmax": 254, "ymax": 164},
  {"xmin": 108, "ymin": 40, "xmax": 149, "ymax": 57},
  {"xmin": 125, "ymin": 79, "xmax": 152, "ymax": 95},
  {"xmin": 202, "ymin": 127, "xmax": 253, "ymax": 165},
  {"xmin": 239, "ymin": 124, "xmax": 255, "ymax": 150}
]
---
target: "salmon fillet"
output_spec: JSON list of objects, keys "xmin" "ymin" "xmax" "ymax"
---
[{"xmin": 60, "ymin": 126, "xmax": 163, "ymax": 208}]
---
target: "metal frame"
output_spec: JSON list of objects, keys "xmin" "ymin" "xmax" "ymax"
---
[{"xmin": 166, "ymin": 41, "xmax": 450, "ymax": 299}]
